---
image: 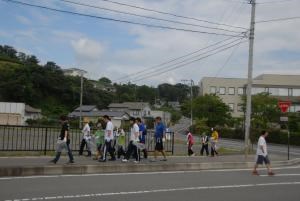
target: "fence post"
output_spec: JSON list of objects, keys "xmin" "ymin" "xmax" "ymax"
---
[
  {"xmin": 171, "ymin": 132, "xmax": 175, "ymax": 155},
  {"xmin": 44, "ymin": 128, "xmax": 48, "ymax": 156}
]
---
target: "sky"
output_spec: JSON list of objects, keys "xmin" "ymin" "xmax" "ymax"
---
[{"xmin": 0, "ymin": 0, "xmax": 299, "ymax": 86}]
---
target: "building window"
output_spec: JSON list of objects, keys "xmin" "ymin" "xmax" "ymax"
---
[
  {"xmin": 251, "ymin": 87, "xmax": 265, "ymax": 95},
  {"xmin": 219, "ymin": 87, "xmax": 226, "ymax": 95},
  {"xmin": 238, "ymin": 87, "xmax": 244, "ymax": 95},
  {"xmin": 228, "ymin": 87, "xmax": 235, "ymax": 95},
  {"xmin": 228, "ymin": 103, "xmax": 234, "ymax": 112},
  {"xmin": 293, "ymin": 89, "xmax": 300, "ymax": 96},
  {"xmin": 237, "ymin": 104, "xmax": 244, "ymax": 112},
  {"xmin": 269, "ymin": 88, "xmax": 289, "ymax": 96},
  {"xmin": 210, "ymin": 86, "xmax": 216, "ymax": 94}
]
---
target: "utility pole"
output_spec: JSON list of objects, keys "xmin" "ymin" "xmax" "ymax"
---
[
  {"xmin": 79, "ymin": 69, "xmax": 87, "ymax": 129},
  {"xmin": 182, "ymin": 79, "xmax": 194, "ymax": 126},
  {"xmin": 245, "ymin": 0, "xmax": 256, "ymax": 157}
]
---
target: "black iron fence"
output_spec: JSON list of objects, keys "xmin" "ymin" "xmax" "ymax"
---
[{"xmin": 0, "ymin": 125, "xmax": 174, "ymax": 155}]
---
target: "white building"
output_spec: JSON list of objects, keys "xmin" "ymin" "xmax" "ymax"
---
[
  {"xmin": 0, "ymin": 102, "xmax": 42, "ymax": 125},
  {"xmin": 199, "ymin": 74, "xmax": 300, "ymax": 117},
  {"xmin": 63, "ymin": 68, "xmax": 86, "ymax": 77},
  {"xmin": 108, "ymin": 102, "xmax": 152, "ymax": 118}
]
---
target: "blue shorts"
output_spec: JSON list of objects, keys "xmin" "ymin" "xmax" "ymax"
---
[{"xmin": 256, "ymin": 155, "xmax": 270, "ymax": 165}]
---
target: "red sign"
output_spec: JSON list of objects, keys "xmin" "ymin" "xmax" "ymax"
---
[{"xmin": 278, "ymin": 101, "xmax": 292, "ymax": 113}]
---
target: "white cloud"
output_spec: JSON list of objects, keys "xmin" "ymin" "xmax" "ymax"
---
[
  {"xmin": 71, "ymin": 38, "xmax": 105, "ymax": 62},
  {"xmin": 15, "ymin": 15, "xmax": 31, "ymax": 25}
]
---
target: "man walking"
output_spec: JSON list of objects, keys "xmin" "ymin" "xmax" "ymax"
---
[
  {"xmin": 137, "ymin": 117, "xmax": 148, "ymax": 159},
  {"xmin": 200, "ymin": 133, "xmax": 209, "ymax": 156},
  {"xmin": 151, "ymin": 116, "xmax": 167, "ymax": 162},
  {"xmin": 252, "ymin": 130, "xmax": 275, "ymax": 176},
  {"xmin": 122, "ymin": 117, "xmax": 140, "ymax": 163},
  {"xmin": 210, "ymin": 128, "xmax": 219, "ymax": 157},
  {"xmin": 79, "ymin": 119, "xmax": 91, "ymax": 157},
  {"xmin": 50, "ymin": 115, "xmax": 74, "ymax": 164},
  {"xmin": 99, "ymin": 115, "xmax": 116, "ymax": 162}
]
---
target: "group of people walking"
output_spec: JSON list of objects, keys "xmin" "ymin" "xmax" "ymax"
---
[
  {"xmin": 50, "ymin": 115, "xmax": 168, "ymax": 164},
  {"xmin": 186, "ymin": 128, "xmax": 219, "ymax": 157}
]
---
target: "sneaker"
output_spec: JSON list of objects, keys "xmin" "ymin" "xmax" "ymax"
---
[
  {"xmin": 122, "ymin": 159, "xmax": 128, "ymax": 162},
  {"xmin": 191, "ymin": 153, "xmax": 195, "ymax": 156},
  {"xmin": 268, "ymin": 172, "xmax": 275, "ymax": 176},
  {"xmin": 49, "ymin": 159, "xmax": 57, "ymax": 164},
  {"xmin": 133, "ymin": 160, "xmax": 139, "ymax": 164},
  {"xmin": 160, "ymin": 158, "xmax": 167, "ymax": 161},
  {"xmin": 252, "ymin": 171, "xmax": 259, "ymax": 176},
  {"xmin": 67, "ymin": 161, "xmax": 74, "ymax": 164}
]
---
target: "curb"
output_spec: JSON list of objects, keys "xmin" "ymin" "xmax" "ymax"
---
[{"xmin": 0, "ymin": 158, "xmax": 299, "ymax": 177}]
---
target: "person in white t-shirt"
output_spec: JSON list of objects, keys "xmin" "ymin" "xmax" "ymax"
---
[
  {"xmin": 122, "ymin": 117, "xmax": 140, "ymax": 163},
  {"xmin": 99, "ymin": 115, "xmax": 116, "ymax": 162},
  {"xmin": 252, "ymin": 130, "xmax": 275, "ymax": 176},
  {"xmin": 79, "ymin": 120, "xmax": 91, "ymax": 157}
]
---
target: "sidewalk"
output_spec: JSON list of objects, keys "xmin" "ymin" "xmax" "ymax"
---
[{"xmin": 0, "ymin": 154, "xmax": 299, "ymax": 177}]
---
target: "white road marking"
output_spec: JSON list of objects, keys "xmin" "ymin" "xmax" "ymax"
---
[
  {"xmin": 3, "ymin": 182, "xmax": 300, "ymax": 201},
  {"xmin": 260, "ymin": 173, "xmax": 300, "ymax": 177},
  {"xmin": 0, "ymin": 165, "xmax": 299, "ymax": 181}
]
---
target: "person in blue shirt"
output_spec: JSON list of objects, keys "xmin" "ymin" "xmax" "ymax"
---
[
  {"xmin": 136, "ymin": 117, "xmax": 148, "ymax": 159},
  {"xmin": 151, "ymin": 116, "xmax": 167, "ymax": 162}
]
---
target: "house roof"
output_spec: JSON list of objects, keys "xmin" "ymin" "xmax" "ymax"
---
[
  {"xmin": 109, "ymin": 102, "xmax": 150, "ymax": 110},
  {"xmin": 68, "ymin": 110, "xmax": 130, "ymax": 119},
  {"xmin": 74, "ymin": 105, "xmax": 98, "ymax": 112},
  {"xmin": 25, "ymin": 105, "xmax": 41, "ymax": 113}
]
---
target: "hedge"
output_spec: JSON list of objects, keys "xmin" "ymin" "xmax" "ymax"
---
[{"xmin": 218, "ymin": 128, "xmax": 300, "ymax": 146}]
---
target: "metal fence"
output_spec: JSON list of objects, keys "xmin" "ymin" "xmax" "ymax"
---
[{"xmin": 0, "ymin": 125, "xmax": 174, "ymax": 155}]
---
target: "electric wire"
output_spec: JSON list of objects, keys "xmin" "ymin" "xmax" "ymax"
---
[
  {"xmin": 2, "ymin": 0, "xmax": 246, "ymax": 37},
  {"xmin": 98, "ymin": 0, "xmax": 248, "ymax": 30},
  {"xmin": 59, "ymin": 0, "xmax": 244, "ymax": 34},
  {"xmin": 113, "ymin": 34, "xmax": 246, "ymax": 82},
  {"xmin": 127, "ymin": 38, "xmax": 247, "ymax": 83}
]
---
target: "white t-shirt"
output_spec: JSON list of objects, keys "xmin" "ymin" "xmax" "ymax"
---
[
  {"xmin": 130, "ymin": 123, "xmax": 139, "ymax": 142},
  {"xmin": 105, "ymin": 121, "xmax": 114, "ymax": 141},
  {"xmin": 82, "ymin": 123, "xmax": 91, "ymax": 139},
  {"xmin": 257, "ymin": 136, "xmax": 267, "ymax": 156}
]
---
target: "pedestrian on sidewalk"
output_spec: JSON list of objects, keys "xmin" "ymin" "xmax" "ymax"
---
[
  {"xmin": 210, "ymin": 128, "xmax": 219, "ymax": 157},
  {"xmin": 186, "ymin": 130, "xmax": 195, "ymax": 156},
  {"xmin": 151, "ymin": 116, "xmax": 167, "ymax": 162},
  {"xmin": 122, "ymin": 117, "xmax": 140, "ymax": 163},
  {"xmin": 79, "ymin": 119, "xmax": 92, "ymax": 157},
  {"xmin": 137, "ymin": 117, "xmax": 148, "ymax": 159},
  {"xmin": 93, "ymin": 119, "xmax": 105, "ymax": 160},
  {"xmin": 117, "ymin": 128, "xmax": 126, "ymax": 159},
  {"xmin": 50, "ymin": 115, "xmax": 74, "ymax": 164},
  {"xmin": 200, "ymin": 133, "xmax": 209, "ymax": 156},
  {"xmin": 252, "ymin": 130, "xmax": 275, "ymax": 176},
  {"xmin": 99, "ymin": 115, "xmax": 116, "ymax": 162}
]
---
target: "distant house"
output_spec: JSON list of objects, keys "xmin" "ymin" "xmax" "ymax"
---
[
  {"xmin": 89, "ymin": 80, "xmax": 116, "ymax": 93},
  {"xmin": 68, "ymin": 105, "xmax": 130, "ymax": 128},
  {"xmin": 63, "ymin": 68, "xmax": 86, "ymax": 77},
  {"xmin": 108, "ymin": 102, "xmax": 151, "ymax": 118},
  {"xmin": 0, "ymin": 102, "xmax": 42, "ymax": 125}
]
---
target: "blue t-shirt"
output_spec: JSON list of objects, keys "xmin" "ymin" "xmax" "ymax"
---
[
  {"xmin": 155, "ymin": 122, "xmax": 165, "ymax": 138},
  {"xmin": 138, "ymin": 123, "xmax": 146, "ymax": 143}
]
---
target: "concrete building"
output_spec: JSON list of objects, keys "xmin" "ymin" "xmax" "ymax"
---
[
  {"xmin": 63, "ymin": 68, "xmax": 86, "ymax": 77},
  {"xmin": 0, "ymin": 102, "xmax": 42, "ymax": 125},
  {"xmin": 199, "ymin": 74, "xmax": 300, "ymax": 117}
]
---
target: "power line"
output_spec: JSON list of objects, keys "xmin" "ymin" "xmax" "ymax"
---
[
  {"xmin": 99, "ymin": 0, "xmax": 248, "ymax": 30},
  {"xmin": 128, "ymin": 39, "xmax": 247, "ymax": 83},
  {"xmin": 3, "ymin": 0, "xmax": 246, "ymax": 37},
  {"xmin": 257, "ymin": 0, "xmax": 298, "ymax": 4},
  {"xmin": 113, "ymin": 34, "xmax": 246, "ymax": 82},
  {"xmin": 256, "ymin": 16, "xmax": 300, "ymax": 23},
  {"xmin": 59, "ymin": 0, "xmax": 243, "ymax": 34}
]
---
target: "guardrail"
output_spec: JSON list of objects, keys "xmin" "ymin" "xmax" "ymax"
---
[{"xmin": 0, "ymin": 125, "xmax": 174, "ymax": 155}]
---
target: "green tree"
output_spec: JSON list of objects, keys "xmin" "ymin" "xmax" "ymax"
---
[{"xmin": 182, "ymin": 94, "xmax": 231, "ymax": 127}]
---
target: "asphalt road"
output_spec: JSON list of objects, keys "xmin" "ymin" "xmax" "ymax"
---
[{"xmin": 1, "ymin": 166, "xmax": 300, "ymax": 201}]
